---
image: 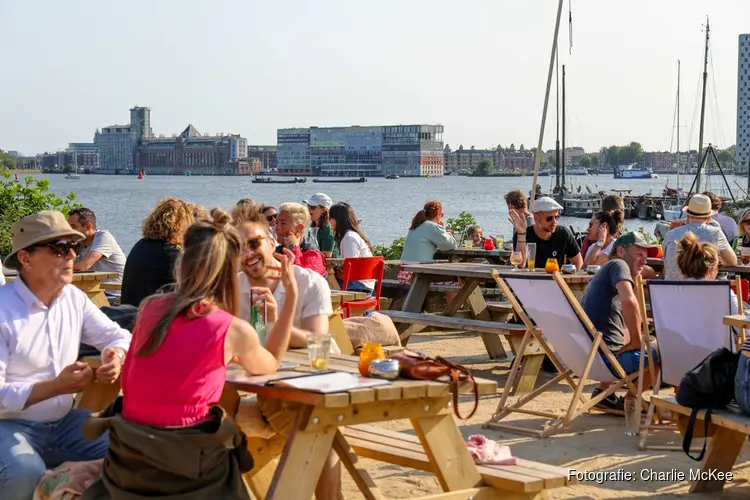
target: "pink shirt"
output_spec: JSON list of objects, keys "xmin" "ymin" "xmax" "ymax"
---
[{"xmin": 122, "ymin": 297, "xmax": 232, "ymax": 427}]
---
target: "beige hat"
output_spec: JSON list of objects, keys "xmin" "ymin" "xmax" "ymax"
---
[
  {"xmin": 3, "ymin": 211, "xmax": 85, "ymax": 270},
  {"xmin": 682, "ymin": 194, "xmax": 716, "ymax": 218}
]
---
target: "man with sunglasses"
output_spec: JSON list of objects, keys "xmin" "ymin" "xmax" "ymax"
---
[
  {"xmin": 0, "ymin": 211, "xmax": 132, "ymax": 499},
  {"xmin": 510, "ymin": 196, "xmax": 583, "ymax": 270}
]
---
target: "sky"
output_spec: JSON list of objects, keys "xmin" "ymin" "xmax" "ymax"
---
[{"xmin": 1, "ymin": 0, "xmax": 749, "ymax": 156}]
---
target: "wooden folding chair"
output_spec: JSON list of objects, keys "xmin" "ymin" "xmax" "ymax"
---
[
  {"xmin": 485, "ymin": 270, "xmax": 640, "ymax": 438},
  {"xmin": 637, "ymin": 277, "xmax": 740, "ymax": 451}
]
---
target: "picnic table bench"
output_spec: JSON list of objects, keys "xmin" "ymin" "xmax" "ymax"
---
[
  {"xmin": 650, "ymin": 395, "xmax": 749, "ymax": 493},
  {"xmin": 4, "ymin": 270, "xmax": 119, "ymax": 307}
]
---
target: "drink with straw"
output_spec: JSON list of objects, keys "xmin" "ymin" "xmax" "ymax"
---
[{"xmin": 526, "ymin": 242, "xmax": 537, "ymax": 271}]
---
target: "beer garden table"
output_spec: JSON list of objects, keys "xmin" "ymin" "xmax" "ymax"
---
[
  {"xmin": 3, "ymin": 270, "xmax": 119, "ymax": 308},
  {"xmin": 435, "ymin": 248, "xmax": 511, "ymax": 265}
]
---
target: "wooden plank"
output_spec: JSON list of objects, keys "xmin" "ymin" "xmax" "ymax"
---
[
  {"xmin": 413, "ymin": 487, "xmax": 504, "ymax": 500},
  {"xmin": 443, "ymin": 279, "xmax": 482, "ymax": 316},
  {"xmin": 690, "ymin": 425, "xmax": 746, "ymax": 493},
  {"xmin": 332, "ymin": 431, "xmax": 385, "ymax": 500},
  {"xmin": 383, "ymin": 310, "xmax": 526, "ymax": 336},
  {"xmin": 652, "ymin": 396, "xmax": 750, "ymax": 434},
  {"xmin": 304, "ymin": 397, "xmax": 451, "ymax": 431},
  {"xmin": 401, "ymin": 274, "xmax": 431, "ymax": 313},
  {"xmin": 373, "ymin": 384, "xmax": 403, "ymax": 401}
]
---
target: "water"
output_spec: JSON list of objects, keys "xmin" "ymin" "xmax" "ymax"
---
[{"xmin": 38, "ymin": 173, "xmax": 746, "ymax": 254}]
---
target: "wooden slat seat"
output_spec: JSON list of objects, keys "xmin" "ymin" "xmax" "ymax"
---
[
  {"xmin": 381, "ymin": 278, "xmax": 503, "ymax": 297},
  {"xmin": 382, "ymin": 310, "xmax": 526, "ymax": 337},
  {"xmin": 341, "ymin": 424, "xmax": 577, "ymax": 495},
  {"xmin": 651, "ymin": 395, "xmax": 750, "ymax": 493}
]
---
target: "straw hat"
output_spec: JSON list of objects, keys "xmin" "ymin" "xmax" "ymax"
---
[
  {"xmin": 3, "ymin": 211, "xmax": 84, "ymax": 270},
  {"xmin": 682, "ymin": 194, "xmax": 716, "ymax": 218}
]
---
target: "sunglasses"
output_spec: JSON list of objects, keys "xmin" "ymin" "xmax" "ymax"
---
[
  {"xmin": 266, "ymin": 213, "xmax": 278, "ymax": 222},
  {"xmin": 245, "ymin": 236, "xmax": 266, "ymax": 251},
  {"xmin": 32, "ymin": 240, "xmax": 82, "ymax": 257},
  {"xmin": 545, "ymin": 215, "xmax": 561, "ymax": 223}
]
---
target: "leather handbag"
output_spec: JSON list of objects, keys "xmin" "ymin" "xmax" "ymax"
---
[{"xmin": 388, "ymin": 350, "xmax": 479, "ymax": 420}]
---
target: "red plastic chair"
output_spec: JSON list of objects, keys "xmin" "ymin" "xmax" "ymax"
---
[
  {"xmin": 730, "ymin": 278, "xmax": 749, "ymax": 303},
  {"xmin": 340, "ymin": 256, "xmax": 384, "ymax": 318}
]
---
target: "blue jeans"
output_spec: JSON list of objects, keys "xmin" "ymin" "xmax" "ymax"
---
[
  {"xmin": 604, "ymin": 344, "xmax": 660, "ymax": 377},
  {"xmin": 0, "ymin": 409, "xmax": 109, "ymax": 500},
  {"xmin": 336, "ymin": 278, "xmax": 373, "ymax": 295},
  {"xmin": 735, "ymin": 354, "xmax": 750, "ymax": 416}
]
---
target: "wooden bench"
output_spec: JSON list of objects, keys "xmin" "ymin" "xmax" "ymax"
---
[
  {"xmin": 381, "ymin": 279, "xmax": 504, "ymax": 297},
  {"xmin": 651, "ymin": 395, "xmax": 750, "ymax": 493},
  {"xmin": 341, "ymin": 424, "xmax": 577, "ymax": 499}
]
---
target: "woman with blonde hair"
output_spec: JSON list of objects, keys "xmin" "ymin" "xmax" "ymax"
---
[
  {"xmin": 86, "ymin": 209, "xmax": 299, "ymax": 498},
  {"xmin": 121, "ymin": 197, "xmax": 194, "ymax": 306},
  {"xmin": 676, "ymin": 231, "xmax": 738, "ymax": 314}
]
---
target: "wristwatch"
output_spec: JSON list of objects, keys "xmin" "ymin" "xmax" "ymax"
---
[{"xmin": 594, "ymin": 241, "xmax": 604, "ymax": 248}]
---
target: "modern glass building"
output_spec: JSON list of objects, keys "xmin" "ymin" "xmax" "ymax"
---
[{"xmin": 738, "ymin": 34, "xmax": 750, "ymax": 168}]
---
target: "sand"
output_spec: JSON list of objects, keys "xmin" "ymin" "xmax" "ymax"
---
[{"xmin": 338, "ymin": 330, "xmax": 750, "ymax": 499}]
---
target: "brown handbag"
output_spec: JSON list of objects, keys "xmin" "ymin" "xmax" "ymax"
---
[{"xmin": 388, "ymin": 350, "xmax": 479, "ymax": 420}]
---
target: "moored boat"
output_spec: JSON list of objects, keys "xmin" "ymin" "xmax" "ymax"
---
[{"xmin": 312, "ymin": 177, "xmax": 367, "ymax": 184}]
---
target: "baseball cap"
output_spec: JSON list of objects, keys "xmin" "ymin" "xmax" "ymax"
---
[
  {"xmin": 532, "ymin": 196, "xmax": 564, "ymax": 213},
  {"xmin": 303, "ymin": 193, "xmax": 333, "ymax": 210},
  {"xmin": 611, "ymin": 232, "xmax": 660, "ymax": 258}
]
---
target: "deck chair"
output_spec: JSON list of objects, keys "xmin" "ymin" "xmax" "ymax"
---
[
  {"xmin": 485, "ymin": 270, "xmax": 640, "ymax": 438},
  {"xmin": 637, "ymin": 277, "xmax": 740, "ymax": 451}
]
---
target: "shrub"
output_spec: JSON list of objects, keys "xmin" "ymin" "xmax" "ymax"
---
[
  {"xmin": 373, "ymin": 237, "xmax": 405, "ymax": 261},
  {"xmin": 0, "ymin": 170, "xmax": 81, "ymax": 257},
  {"xmin": 446, "ymin": 211, "xmax": 478, "ymax": 238}
]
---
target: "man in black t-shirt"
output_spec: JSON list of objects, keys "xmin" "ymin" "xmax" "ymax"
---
[{"xmin": 510, "ymin": 196, "xmax": 583, "ymax": 270}]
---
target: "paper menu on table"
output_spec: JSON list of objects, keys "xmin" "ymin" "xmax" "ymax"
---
[
  {"xmin": 269, "ymin": 371, "xmax": 391, "ymax": 393},
  {"xmin": 225, "ymin": 369, "xmax": 334, "ymax": 386}
]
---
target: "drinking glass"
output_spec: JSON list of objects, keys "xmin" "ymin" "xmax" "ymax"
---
[
  {"xmin": 510, "ymin": 251, "xmax": 523, "ymax": 271},
  {"xmin": 463, "ymin": 240, "xmax": 473, "ymax": 250},
  {"xmin": 306, "ymin": 332, "xmax": 331, "ymax": 371},
  {"xmin": 526, "ymin": 242, "xmax": 537, "ymax": 271},
  {"xmin": 495, "ymin": 236, "xmax": 505, "ymax": 249},
  {"xmin": 545, "ymin": 258, "xmax": 560, "ymax": 274},
  {"xmin": 624, "ymin": 395, "xmax": 639, "ymax": 436},
  {"xmin": 358, "ymin": 344, "xmax": 385, "ymax": 376}
]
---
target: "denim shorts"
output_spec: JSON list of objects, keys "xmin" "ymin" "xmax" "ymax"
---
[
  {"xmin": 605, "ymin": 344, "xmax": 659, "ymax": 376},
  {"xmin": 735, "ymin": 353, "xmax": 750, "ymax": 416}
]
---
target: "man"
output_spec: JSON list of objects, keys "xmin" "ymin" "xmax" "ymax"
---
[
  {"xmin": 275, "ymin": 202, "xmax": 327, "ymax": 277},
  {"xmin": 581, "ymin": 232, "xmax": 660, "ymax": 410},
  {"xmin": 510, "ymin": 196, "xmax": 584, "ymax": 270},
  {"xmin": 580, "ymin": 194, "xmax": 625, "ymax": 258},
  {"xmin": 504, "ymin": 189, "xmax": 534, "ymax": 230},
  {"xmin": 703, "ymin": 191, "xmax": 738, "ymax": 243},
  {"xmin": 0, "ymin": 211, "xmax": 131, "ymax": 499},
  {"xmin": 231, "ymin": 210, "xmax": 340, "ymax": 499},
  {"xmin": 662, "ymin": 194, "xmax": 737, "ymax": 280},
  {"xmin": 68, "ymin": 208, "xmax": 126, "ymax": 280}
]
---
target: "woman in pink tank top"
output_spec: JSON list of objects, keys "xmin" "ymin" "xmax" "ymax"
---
[{"xmin": 87, "ymin": 208, "xmax": 299, "ymax": 498}]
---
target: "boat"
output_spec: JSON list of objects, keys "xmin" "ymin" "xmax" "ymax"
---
[
  {"xmin": 312, "ymin": 177, "xmax": 367, "ymax": 184},
  {"xmin": 614, "ymin": 164, "xmax": 653, "ymax": 179},
  {"xmin": 137, "ymin": 169, "xmax": 145, "ymax": 179},
  {"xmin": 251, "ymin": 176, "xmax": 307, "ymax": 184},
  {"xmin": 64, "ymin": 172, "xmax": 82, "ymax": 180},
  {"xmin": 385, "ymin": 174, "xmax": 400, "ymax": 179},
  {"xmin": 566, "ymin": 166, "xmax": 588, "ymax": 176}
]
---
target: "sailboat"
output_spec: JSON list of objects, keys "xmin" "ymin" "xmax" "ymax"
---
[
  {"xmin": 663, "ymin": 60, "xmax": 684, "ymax": 221},
  {"xmin": 65, "ymin": 155, "xmax": 82, "ymax": 180}
]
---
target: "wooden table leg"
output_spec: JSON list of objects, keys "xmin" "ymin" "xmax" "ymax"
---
[
  {"xmin": 507, "ymin": 336, "xmax": 545, "ymax": 394},
  {"xmin": 463, "ymin": 281, "xmax": 507, "ymax": 360},
  {"xmin": 333, "ymin": 430, "xmax": 385, "ymax": 500},
  {"xmin": 397, "ymin": 275, "xmax": 431, "ymax": 345},
  {"xmin": 412, "ymin": 414, "xmax": 482, "ymax": 491},
  {"xmin": 75, "ymin": 281, "xmax": 111, "ymax": 308},
  {"xmin": 690, "ymin": 425, "xmax": 746, "ymax": 493}
]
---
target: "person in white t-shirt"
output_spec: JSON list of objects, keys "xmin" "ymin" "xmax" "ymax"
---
[
  {"xmin": 583, "ymin": 210, "xmax": 625, "ymax": 267},
  {"xmin": 329, "ymin": 202, "xmax": 376, "ymax": 293},
  {"xmin": 67, "ymin": 208, "xmax": 126, "ymax": 281}
]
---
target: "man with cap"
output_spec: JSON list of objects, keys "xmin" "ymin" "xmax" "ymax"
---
[
  {"xmin": 662, "ymin": 193, "xmax": 737, "ymax": 281},
  {"xmin": 303, "ymin": 192, "xmax": 336, "ymax": 257},
  {"xmin": 509, "ymin": 196, "xmax": 584, "ymax": 270},
  {"xmin": 581, "ymin": 232, "xmax": 661, "ymax": 411},
  {"xmin": 0, "ymin": 211, "xmax": 132, "ymax": 499}
]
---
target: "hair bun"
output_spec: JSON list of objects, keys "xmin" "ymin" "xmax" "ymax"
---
[{"xmin": 210, "ymin": 208, "xmax": 232, "ymax": 231}]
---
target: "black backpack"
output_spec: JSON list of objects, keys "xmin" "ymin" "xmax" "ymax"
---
[{"xmin": 675, "ymin": 347, "xmax": 739, "ymax": 461}]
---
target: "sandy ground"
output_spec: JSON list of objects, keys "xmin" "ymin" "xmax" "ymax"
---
[{"xmin": 338, "ymin": 330, "xmax": 750, "ymax": 499}]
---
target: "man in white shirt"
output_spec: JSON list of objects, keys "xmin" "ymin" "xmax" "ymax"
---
[
  {"xmin": 68, "ymin": 207, "xmax": 126, "ymax": 280},
  {"xmin": 0, "ymin": 211, "xmax": 132, "ymax": 500},
  {"xmin": 231, "ymin": 209, "xmax": 341, "ymax": 500}
]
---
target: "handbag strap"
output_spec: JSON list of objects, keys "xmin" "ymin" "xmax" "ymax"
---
[
  {"xmin": 435, "ymin": 356, "xmax": 479, "ymax": 420},
  {"xmin": 682, "ymin": 407, "xmax": 712, "ymax": 462}
]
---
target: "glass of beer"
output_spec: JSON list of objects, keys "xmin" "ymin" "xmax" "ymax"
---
[
  {"xmin": 526, "ymin": 243, "xmax": 537, "ymax": 271},
  {"xmin": 510, "ymin": 251, "xmax": 523, "ymax": 271},
  {"xmin": 306, "ymin": 332, "xmax": 331, "ymax": 371}
]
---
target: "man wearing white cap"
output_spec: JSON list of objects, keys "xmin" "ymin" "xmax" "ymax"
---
[
  {"xmin": 662, "ymin": 193, "xmax": 737, "ymax": 280},
  {"xmin": 509, "ymin": 196, "xmax": 584, "ymax": 270}
]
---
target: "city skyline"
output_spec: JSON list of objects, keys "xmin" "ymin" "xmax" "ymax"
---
[{"xmin": 1, "ymin": 1, "xmax": 748, "ymax": 156}]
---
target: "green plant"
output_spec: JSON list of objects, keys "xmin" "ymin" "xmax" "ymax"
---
[
  {"xmin": 446, "ymin": 211, "xmax": 478, "ymax": 238},
  {"xmin": 0, "ymin": 170, "xmax": 81, "ymax": 257},
  {"xmin": 373, "ymin": 237, "xmax": 405, "ymax": 260}
]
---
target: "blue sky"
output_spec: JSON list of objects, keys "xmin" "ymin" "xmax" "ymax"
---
[{"xmin": 1, "ymin": 0, "xmax": 748, "ymax": 154}]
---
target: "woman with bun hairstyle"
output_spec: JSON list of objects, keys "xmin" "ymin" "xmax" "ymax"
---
[
  {"xmin": 676, "ymin": 231, "xmax": 738, "ymax": 314},
  {"xmin": 583, "ymin": 209, "xmax": 625, "ymax": 267},
  {"xmin": 85, "ymin": 208, "xmax": 299, "ymax": 498},
  {"xmin": 398, "ymin": 200, "xmax": 457, "ymax": 284}
]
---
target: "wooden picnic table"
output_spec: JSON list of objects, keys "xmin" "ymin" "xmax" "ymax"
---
[
  {"xmin": 435, "ymin": 248, "xmax": 511, "ymax": 265},
  {"xmin": 3, "ymin": 270, "xmax": 119, "ymax": 307},
  {"xmin": 648, "ymin": 258, "xmax": 750, "ymax": 277},
  {"xmin": 224, "ymin": 350, "xmax": 505, "ymax": 499}
]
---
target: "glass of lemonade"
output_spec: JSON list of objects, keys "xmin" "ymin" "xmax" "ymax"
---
[
  {"xmin": 463, "ymin": 239, "xmax": 473, "ymax": 249},
  {"xmin": 495, "ymin": 236, "xmax": 505, "ymax": 249},
  {"xmin": 307, "ymin": 332, "xmax": 331, "ymax": 371},
  {"xmin": 526, "ymin": 242, "xmax": 537, "ymax": 271}
]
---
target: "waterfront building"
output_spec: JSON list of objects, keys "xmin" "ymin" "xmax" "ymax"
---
[
  {"xmin": 67, "ymin": 143, "xmax": 100, "ymax": 170},
  {"xmin": 504, "ymin": 152, "xmax": 535, "ymax": 172},
  {"xmin": 738, "ymin": 34, "xmax": 750, "ymax": 168},
  {"xmin": 564, "ymin": 146, "xmax": 586, "ymax": 167},
  {"xmin": 136, "ymin": 124, "xmax": 249, "ymax": 175},
  {"xmin": 94, "ymin": 106, "xmax": 151, "ymax": 174},
  {"xmin": 277, "ymin": 124, "xmax": 444, "ymax": 177},
  {"xmin": 641, "ymin": 151, "xmax": 675, "ymax": 172},
  {"xmin": 444, "ymin": 148, "xmax": 501, "ymax": 174},
  {"xmin": 248, "ymin": 145, "xmax": 277, "ymax": 171}
]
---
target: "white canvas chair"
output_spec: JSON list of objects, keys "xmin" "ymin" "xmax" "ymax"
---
[
  {"xmin": 485, "ymin": 270, "xmax": 640, "ymax": 438},
  {"xmin": 637, "ymin": 277, "xmax": 741, "ymax": 450}
]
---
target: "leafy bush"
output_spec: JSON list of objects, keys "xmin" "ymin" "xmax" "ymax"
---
[
  {"xmin": 0, "ymin": 170, "xmax": 81, "ymax": 257},
  {"xmin": 373, "ymin": 237, "xmax": 405, "ymax": 261},
  {"xmin": 446, "ymin": 211, "xmax": 478, "ymax": 238}
]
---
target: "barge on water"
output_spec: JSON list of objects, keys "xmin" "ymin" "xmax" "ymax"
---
[
  {"xmin": 251, "ymin": 177, "xmax": 307, "ymax": 184},
  {"xmin": 312, "ymin": 177, "xmax": 367, "ymax": 184}
]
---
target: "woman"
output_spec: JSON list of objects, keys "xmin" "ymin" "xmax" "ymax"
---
[
  {"xmin": 398, "ymin": 200, "xmax": 457, "ymax": 284},
  {"xmin": 275, "ymin": 202, "xmax": 327, "ymax": 277},
  {"xmin": 121, "ymin": 197, "xmax": 194, "ymax": 306},
  {"xmin": 583, "ymin": 210, "xmax": 624, "ymax": 267},
  {"xmin": 85, "ymin": 209, "xmax": 299, "ymax": 499},
  {"xmin": 737, "ymin": 208, "xmax": 750, "ymax": 264},
  {"xmin": 677, "ymin": 231, "xmax": 739, "ymax": 314},
  {"xmin": 329, "ymin": 202, "xmax": 375, "ymax": 293},
  {"xmin": 304, "ymin": 192, "xmax": 336, "ymax": 257}
]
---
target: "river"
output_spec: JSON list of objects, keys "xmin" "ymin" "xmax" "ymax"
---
[{"xmin": 36, "ymin": 173, "xmax": 746, "ymax": 254}]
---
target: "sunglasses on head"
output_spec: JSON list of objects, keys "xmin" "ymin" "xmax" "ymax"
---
[
  {"xmin": 245, "ymin": 236, "xmax": 266, "ymax": 251},
  {"xmin": 545, "ymin": 215, "xmax": 560, "ymax": 222},
  {"xmin": 266, "ymin": 213, "xmax": 278, "ymax": 222},
  {"xmin": 32, "ymin": 240, "xmax": 82, "ymax": 257}
]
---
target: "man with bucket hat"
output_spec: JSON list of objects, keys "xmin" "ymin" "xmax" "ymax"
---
[
  {"xmin": 0, "ymin": 211, "xmax": 132, "ymax": 499},
  {"xmin": 662, "ymin": 193, "xmax": 737, "ymax": 280}
]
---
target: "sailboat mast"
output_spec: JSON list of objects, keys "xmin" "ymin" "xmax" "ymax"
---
[
  {"xmin": 696, "ymin": 17, "xmax": 710, "ymax": 192},
  {"xmin": 555, "ymin": 50, "xmax": 561, "ymax": 191},
  {"xmin": 676, "ymin": 60, "xmax": 680, "ymax": 191},
  {"xmin": 561, "ymin": 65, "xmax": 566, "ymax": 188}
]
